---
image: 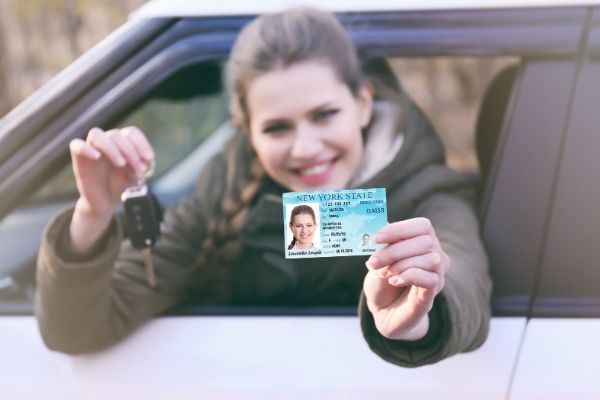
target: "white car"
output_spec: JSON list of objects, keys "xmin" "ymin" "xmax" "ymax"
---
[{"xmin": 1, "ymin": 0, "xmax": 599, "ymax": 398}]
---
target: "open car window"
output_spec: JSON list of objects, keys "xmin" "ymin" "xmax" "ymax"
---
[{"xmin": 0, "ymin": 55, "xmax": 520, "ymax": 315}]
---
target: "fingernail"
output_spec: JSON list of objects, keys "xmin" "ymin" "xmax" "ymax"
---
[
  {"xmin": 375, "ymin": 233, "xmax": 386, "ymax": 243},
  {"xmin": 391, "ymin": 276, "xmax": 400, "ymax": 285},
  {"xmin": 117, "ymin": 157, "xmax": 126, "ymax": 167}
]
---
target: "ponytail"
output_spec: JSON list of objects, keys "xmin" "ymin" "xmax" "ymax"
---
[
  {"xmin": 194, "ymin": 132, "xmax": 265, "ymax": 303},
  {"xmin": 287, "ymin": 237, "xmax": 297, "ymax": 250}
]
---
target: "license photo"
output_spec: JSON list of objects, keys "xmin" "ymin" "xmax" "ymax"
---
[{"xmin": 283, "ymin": 188, "xmax": 388, "ymax": 259}]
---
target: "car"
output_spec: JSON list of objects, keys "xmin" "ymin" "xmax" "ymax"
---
[{"xmin": 1, "ymin": 0, "xmax": 599, "ymax": 398}]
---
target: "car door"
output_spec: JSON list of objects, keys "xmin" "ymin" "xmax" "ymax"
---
[
  {"xmin": 510, "ymin": 7, "xmax": 600, "ymax": 399},
  {"xmin": 0, "ymin": 5, "xmax": 586, "ymax": 398}
]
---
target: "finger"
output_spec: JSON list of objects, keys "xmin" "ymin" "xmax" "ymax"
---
[
  {"xmin": 387, "ymin": 251, "xmax": 442, "ymax": 276},
  {"xmin": 388, "ymin": 268, "xmax": 440, "ymax": 292},
  {"xmin": 374, "ymin": 217, "xmax": 434, "ymax": 244},
  {"xmin": 69, "ymin": 138, "xmax": 101, "ymax": 160},
  {"xmin": 109, "ymin": 130, "xmax": 146, "ymax": 174},
  {"xmin": 122, "ymin": 126, "xmax": 154, "ymax": 162},
  {"xmin": 366, "ymin": 234, "xmax": 435, "ymax": 270},
  {"xmin": 363, "ymin": 269, "xmax": 408, "ymax": 311},
  {"xmin": 87, "ymin": 128, "xmax": 126, "ymax": 168},
  {"xmin": 375, "ymin": 265, "xmax": 391, "ymax": 279}
]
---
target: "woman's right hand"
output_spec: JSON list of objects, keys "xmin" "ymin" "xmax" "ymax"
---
[{"xmin": 68, "ymin": 126, "xmax": 155, "ymax": 253}]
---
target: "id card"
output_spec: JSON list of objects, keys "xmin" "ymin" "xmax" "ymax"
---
[{"xmin": 282, "ymin": 188, "xmax": 388, "ymax": 258}]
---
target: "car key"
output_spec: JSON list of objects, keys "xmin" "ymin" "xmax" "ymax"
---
[{"xmin": 121, "ymin": 160, "xmax": 162, "ymax": 288}]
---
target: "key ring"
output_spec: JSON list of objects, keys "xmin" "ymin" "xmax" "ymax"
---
[{"xmin": 137, "ymin": 159, "xmax": 156, "ymax": 186}]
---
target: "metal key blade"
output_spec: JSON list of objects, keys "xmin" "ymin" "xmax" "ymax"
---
[{"xmin": 142, "ymin": 248, "xmax": 156, "ymax": 288}]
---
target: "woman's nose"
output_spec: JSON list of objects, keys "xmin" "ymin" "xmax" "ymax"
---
[{"xmin": 290, "ymin": 123, "xmax": 323, "ymax": 159}]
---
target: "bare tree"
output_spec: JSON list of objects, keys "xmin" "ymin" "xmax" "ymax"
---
[
  {"xmin": 63, "ymin": 0, "xmax": 83, "ymax": 55},
  {"xmin": 0, "ymin": 16, "xmax": 12, "ymax": 118}
]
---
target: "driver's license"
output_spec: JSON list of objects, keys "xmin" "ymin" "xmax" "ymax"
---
[{"xmin": 282, "ymin": 188, "xmax": 388, "ymax": 258}]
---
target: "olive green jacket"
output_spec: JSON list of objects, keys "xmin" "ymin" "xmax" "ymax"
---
[{"xmin": 36, "ymin": 79, "xmax": 491, "ymax": 367}]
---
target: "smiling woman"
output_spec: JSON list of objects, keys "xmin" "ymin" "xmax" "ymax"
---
[
  {"xmin": 287, "ymin": 204, "xmax": 319, "ymax": 251},
  {"xmin": 34, "ymin": 6, "xmax": 491, "ymax": 367}
]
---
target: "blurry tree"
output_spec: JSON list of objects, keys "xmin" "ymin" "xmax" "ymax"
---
[
  {"xmin": 0, "ymin": 0, "xmax": 146, "ymax": 119},
  {"xmin": 0, "ymin": 16, "xmax": 11, "ymax": 117}
]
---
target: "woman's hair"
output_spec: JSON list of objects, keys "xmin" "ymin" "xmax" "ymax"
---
[
  {"xmin": 227, "ymin": 6, "xmax": 365, "ymax": 133},
  {"xmin": 197, "ymin": 7, "xmax": 364, "ymax": 302},
  {"xmin": 287, "ymin": 205, "xmax": 317, "ymax": 250}
]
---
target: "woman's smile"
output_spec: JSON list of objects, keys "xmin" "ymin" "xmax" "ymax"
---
[{"xmin": 291, "ymin": 157, "xmax": 339, "ymax": 184}]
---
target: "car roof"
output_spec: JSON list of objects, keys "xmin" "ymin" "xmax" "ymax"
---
[{"xmin": 132, "ymin": 0, "xmax": 600, "ymax": 19}]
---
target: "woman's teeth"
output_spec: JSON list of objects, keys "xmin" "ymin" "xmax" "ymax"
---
[{"xmin": 300, "ymin": 163, "xmax": 329, "ymax": 176}]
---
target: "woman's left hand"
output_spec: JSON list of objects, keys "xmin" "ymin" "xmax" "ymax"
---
[{"xmin": 363, "ymin": 217, "xmax": 450, "ymax": 341}]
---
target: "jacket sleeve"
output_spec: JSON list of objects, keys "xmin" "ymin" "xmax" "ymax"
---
[
  {"xmin": 35, "ymin": 156, "xmax": 225, "ymax": 354},
  {"xmin": 359, "ymin": 184, "xmax": 492, "ymax": 367}
]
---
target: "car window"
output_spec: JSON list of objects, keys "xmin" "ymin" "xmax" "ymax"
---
[
  {"xmin": 118, "ymin": 92, "xmax": 228, "ymax": 178},
  {"xmin": 389, "ymin": 56, "xmax": 519, "ymax": 174},
  {"xmin": 0, "ymin": 55, "xmax": 521, "ymax": 313},
  {"xmin": 0, "ymin": 62, "xmax": 228, "ymax": 312},
  {"xmin": 29, "ymin": 91, "xmax": 227, "ymax": 203},
  {"xmin": 28, "ymin": 55, "xmax": 520, "ymax": 203}
]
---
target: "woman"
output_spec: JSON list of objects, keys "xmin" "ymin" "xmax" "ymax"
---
[
  {"xmin": 288, "ymin": 205, "xmax": 318, "ymax": 251},
  {"xmin": 36, "ymin": 7, "xmax": 491, "ymax": 367},
  {"xmin": 361, "ymin": 233, "xmax": 371, "ymax": 247}
]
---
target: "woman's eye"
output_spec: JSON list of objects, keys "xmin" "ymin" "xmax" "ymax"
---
[
  {"xmin": 315, "ymin": 109, "xmax": 339, "ymax": 122},
  {"xmin": 263, "ymin": 123, "xmax": 289, "ymax": 134}
]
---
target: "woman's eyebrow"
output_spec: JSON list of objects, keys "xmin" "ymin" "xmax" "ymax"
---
[
  {"xmin": 260, "ymin": 101, "xmax": 338, "ymax": 126},
  {"xmin": 308, "ymin": 101, "xmax": 337, "ymax": 114},
  {"xmin": 261, "ymin": 117, "xmax": 289, "ymax": 127}
]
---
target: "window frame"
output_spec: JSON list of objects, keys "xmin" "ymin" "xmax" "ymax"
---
[
  {"xmin": 530, "ymin": 7, "xmax": 600, "ymax": 318},
  {"xmin": 0, "ymin": 7, "xmax": 589, "ymax": 316}
]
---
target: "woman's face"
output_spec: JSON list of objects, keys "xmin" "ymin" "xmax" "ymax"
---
[
  {"xmin": 247, "ymin": 60, "xmax": 373, "ymax": 192},
  {"xmin": 290, "ymin": 213, "xmax": 316, "ymax": 247}
]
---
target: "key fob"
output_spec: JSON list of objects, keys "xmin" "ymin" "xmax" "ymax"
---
[{"xmin": 121, "ymin": 185, "xmax": 162, "ymax": 249}]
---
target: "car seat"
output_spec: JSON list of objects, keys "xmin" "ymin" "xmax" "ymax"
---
[{"xmin": 475, "ymin": 64, "xmax": 520, "ymax": 186}]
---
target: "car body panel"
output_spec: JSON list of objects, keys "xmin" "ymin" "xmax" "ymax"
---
[
  {"xmin": 531, "ymin": 7, "xmax": 600, "ymax": 318},
  {"xmin": 510, "ymin": 319, "xmax": 600, "ymax": 399},
  {"xmin": 0, "ymin": 316, "xmax": 525, "ymax": 399},
  {"xmin": 483, "ymin": 59, "xmax": 580, "ymax": 315},
  {"xmin": 132, "ymin": 0, "xmax": 600, "ymax": 19}
]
